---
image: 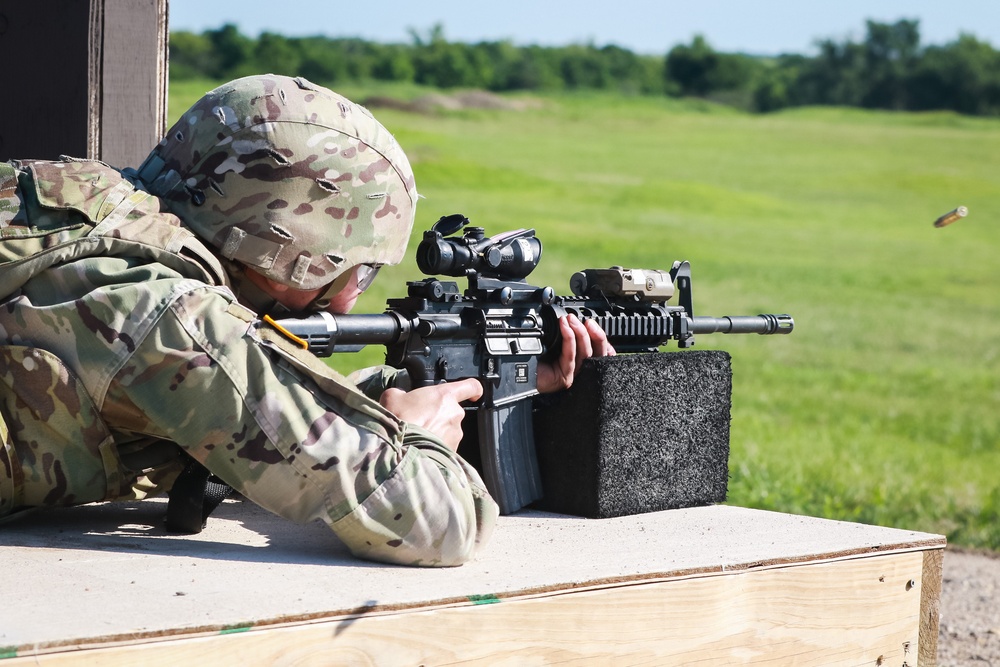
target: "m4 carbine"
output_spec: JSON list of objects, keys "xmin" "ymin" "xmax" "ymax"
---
[{"xmin": 270, "ymin": 215, "xmax": 793, "ymax": 514}]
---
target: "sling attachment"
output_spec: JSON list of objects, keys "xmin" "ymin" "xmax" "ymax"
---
[{"xmin": 165, "ymin": 455, "xmax": 233, "ymax": 534}]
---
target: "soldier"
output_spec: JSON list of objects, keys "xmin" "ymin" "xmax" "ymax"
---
[{"xmin": 0, "ymin": 75, "xmax": 611, "ymax": 566}]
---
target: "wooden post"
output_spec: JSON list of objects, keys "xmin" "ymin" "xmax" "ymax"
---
[{"xmin": 0, "ymin": 0, "xmax": 168, "ymax": 168}]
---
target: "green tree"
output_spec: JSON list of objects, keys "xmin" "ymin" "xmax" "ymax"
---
[
  {"xmin": 488, "ymin": 43, "xmax": 562, "ymax": 91},
  {"xmin": 601, "ymin": 44, "xmax": 663, "ymax": 94},
  {"xmin": 169, "ymin": 30, "xmax": 215, "ymax": 80},
  {"xmin": 665, "ymin": 35, "xmax": 717, "ymax": 96},
  {"xmin": 559, "ymin": 44, "xmax": 611, "ymax": 89},
  {"xmin": 861, "ymin": 19, "xmax": 921, "ymax": 109},
  {"xmin": 752, "ymin": 55, "xmax": 806, "ymax": 112},
  {"xmin": 909, "ymin": 34, "xmax": 1000, "ymax": 114},
  {"xmin": 371, "ymin": 43, "xmax": 416, "ymax": 83},
  {"xmin": 294, "ymin": 37, "xmax": 345, "ymax": 83},
  {"xmin": 410, "ymin": 24, "xmax": 480, "ymax": 88},
  {"xmin": 791, "ymin": 38, "xmax": 866, "ymax": 106},
  {"xmin": 253, "ymin": 32, "xmax": 302, "ymax": 77},
  {"xmin": 165, "ymin": 20, "xmax": 1000, "ymax": 116},
  {"xmin": 665, "ymin": 35, "xmax": 758, "ymax": 104},
  {"xmin": 206, "ymin": 24, "xmax": 252, "ymax": 79}
]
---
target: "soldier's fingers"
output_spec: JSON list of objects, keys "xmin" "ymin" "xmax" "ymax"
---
[
  {"xmin": 567, "ymin": 314, "xmax": 593, "ymax": 370},
  {"xmin": 446, "ymin": 377, "xmax": 484, "ymax": 404},
  {"xmin": 381, "ymin": 387, "xmax": 406, "ymax": 404},
  {"xmin": 558, "ymin": 315, "xmax": 578, "ymax": 380},
  {"xmin": 585, "ymin": 319, "xmax": 616, "ymax": 357}
]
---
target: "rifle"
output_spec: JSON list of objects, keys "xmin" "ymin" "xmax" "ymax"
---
[{"xmin": 270, "ymin": 215, "xmax": 793, "ymax": 514}]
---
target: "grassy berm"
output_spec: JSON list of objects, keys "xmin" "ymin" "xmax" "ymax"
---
[{"xmin": 171, "ymin": 81, "xmax": 1000, "ymax": 549}]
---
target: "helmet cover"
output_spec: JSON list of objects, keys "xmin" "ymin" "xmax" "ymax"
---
[{"xmin": 137, "ymin": 75, "xmax": 417, "ymax": 292}]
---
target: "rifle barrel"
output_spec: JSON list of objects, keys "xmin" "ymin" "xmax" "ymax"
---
[{"xmin": 690, "ymin": 314, "xmax": 793, "ymax": 335}]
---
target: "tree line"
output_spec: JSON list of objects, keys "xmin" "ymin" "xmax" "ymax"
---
[{"xmin": 170, "ymin": 20, "xmax": 1000, "ymax": 116}]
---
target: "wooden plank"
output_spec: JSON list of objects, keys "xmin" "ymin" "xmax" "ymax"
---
[
  {"xmin": 1, "ymin": 551, "xmax": 933, "ymax": 666},
  {"xmin": 98, "ymin": 0, "xmax": 168, "ymax": 167},
  {"xmin": 0, "ymin": 0, "xmax": 167, "ymax": 166}
]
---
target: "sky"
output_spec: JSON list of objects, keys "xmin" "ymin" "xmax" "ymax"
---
[{"xmin": 168, "ymin": 0, "xmax": 1000, "ymax": 56}]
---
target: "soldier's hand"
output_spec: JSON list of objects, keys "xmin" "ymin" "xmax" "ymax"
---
[
  {"xmin": 537, "ymin": 314, "xmax": 615, "ymax": 394},
  {"xmin": 379, "ymin": 379, "xmax": 484, "ymax": 451}
]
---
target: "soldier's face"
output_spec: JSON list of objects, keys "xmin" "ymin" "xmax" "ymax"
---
[
  {"xmin": 243, "ymin": 268, "xmax": 326, "ymax": 313},
  {"xmin": 310, "ymin": 265, "xmax": 368, "ymax": 314},
  {"xmin": 243, "ymin": 267, "xmax": 362, "ymax": 315},
  {"xmin": 322, "ymin": 283, "xmax": 361, "ymax": 314}
]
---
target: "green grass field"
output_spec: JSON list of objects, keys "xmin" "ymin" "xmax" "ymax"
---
[{"xmin": 170, "ymin": 80, "xmax": 1000, "ymax": 549}]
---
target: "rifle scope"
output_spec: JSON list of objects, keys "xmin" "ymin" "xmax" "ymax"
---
[{"xmin": 416, "ymin": 215, "xmax": 542, "ymax": 280}]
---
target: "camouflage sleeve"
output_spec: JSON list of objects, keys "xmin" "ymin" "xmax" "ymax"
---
[
  {"xmin": 103, "ymin": 287, "xmax": 497, "ymax": 566},
  {"xmin": 347, "ymin": 365, "xmax": 411, "ymax": 401}
]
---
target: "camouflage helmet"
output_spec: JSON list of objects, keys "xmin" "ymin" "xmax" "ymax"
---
[{"xmin": 134, "ymin": 74, "xmax": 417, "ymax": 294}]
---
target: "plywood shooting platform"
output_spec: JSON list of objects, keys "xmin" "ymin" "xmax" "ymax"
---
[{"xmin": 1, "ymin": 499, "xmax": 943, "ymax": 665}]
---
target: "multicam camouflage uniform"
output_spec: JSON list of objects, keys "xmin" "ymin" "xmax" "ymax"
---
[{"xmin": 0, "ymin": 76, "xmax": 497, "ymax": 567}]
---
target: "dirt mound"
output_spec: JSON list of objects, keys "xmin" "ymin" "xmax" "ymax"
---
[{"xmin": 363, "ymin": 90, "xmax": 541, "ymax": 114}]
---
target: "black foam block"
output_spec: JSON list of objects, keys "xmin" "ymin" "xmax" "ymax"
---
[{"xmin": 532, "ymin": 350, "xmax": 732, "ymax": 519}]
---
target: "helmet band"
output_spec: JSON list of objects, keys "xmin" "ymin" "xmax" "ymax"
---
[
  {"xmin": 220, "ymin": 227, "xmax": 282, "ymax": 270},
  {"xmin": 290, "ymin": 254, "xmax": 311, "ymax": 286}
]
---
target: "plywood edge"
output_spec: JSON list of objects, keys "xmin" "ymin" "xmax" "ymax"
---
[
  {"xmin": 5, "ymin": 539, "xmax": 946, "ymax": 662},
  {"xmin": 919, "ymin": 548, "xmax": 945, "ymax": 666},
  {"xmin": 2, "ymin": 550, "xmax": 936, "ymax": 667}
]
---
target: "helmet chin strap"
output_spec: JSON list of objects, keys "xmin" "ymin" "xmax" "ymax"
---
[{"xmin": 305, "ymin": 267, "xmax": 357, "ymax": 313}]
